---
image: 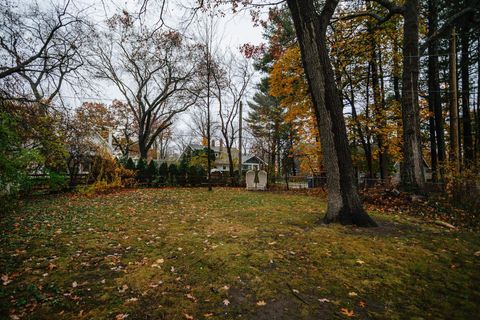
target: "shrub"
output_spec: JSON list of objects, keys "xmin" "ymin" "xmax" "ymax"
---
[
  {"xmin": 47, "ymin": 171, "xmax": 68, "ymax": 193},
  {"xmin": 177, "ymin": 161, "xmax": 188, "ymax": 186},
  {"xmin": 0, "ymin": 111, "xmax": 43, "ymax": 198},
  {"xmin": 444, "ymin": 165, "xmax": 480, "ymax": 214},
  {"xmin": 77, "ymin": 154, "xmax": 136, "ymax": 195},
  {"xmin": 188, "ymin": 165, "xmax": 200, "ymax": 186},
  {"xmin": 77, "ymin": 179, "xmax": 122, "ymax": 196},
  {"xmin": 197, "ymin": 166, "xmax": 206, "ymax": 183},
  {"xmin": 88, "ymin": 153, "xmax": 118, "ymax": 184},
  {"xmin": 115, "ymin": 166, "xmax": 136, "ymax": 187},
  {"xmin": 168, "ymin": 163, "xmax": 178, "ymax": 185},
  {"xmin": 157, "ymin": 162, "xmax": 169, "ymax": 186},
  {"xmin": 124, "ymin": 157, "xmax": 136, "ymax": 171},
  {"xmin": 146, "ymin": 160, "xmax": 157, "ymax": 183},
  {"xmin": 136, "ymin": 158, "xmax": 148, "ymax": 182}
]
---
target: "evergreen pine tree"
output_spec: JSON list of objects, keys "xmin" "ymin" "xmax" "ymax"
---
[
  {"xmin": 168, "ymin": 163, "xmax": 178, "ymax": 185},
  {"xmin": 146, "ymin": 160, "xmax": 157, "ymax": 184},
  {"xmin": 124, "ymin": 157, "xmax": 136, "ymax": 171},
  {"xmin": 158, "ymin": 162, "xmax": 169, "ymax": 185}
]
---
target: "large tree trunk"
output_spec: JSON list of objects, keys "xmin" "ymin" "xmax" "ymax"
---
[
  {"xmin": 400, "ymin": 0, "xmax": 425, "ymax": 190},
  {"xmin": 449, "ymin": 27, "xmax": 460, "ymax": 171},
  {"xmin": 427, "ymin": 0, "xmax": 445, "ymax": 181},
  {"xmin": 287, "ymin": 0, "xmax": 377, "ymax": 227},
  {"xmin": 460, "ymin": 26, "xmax": 474, "ymax": 163},
  {"xmin": 139, "ymin": 133, "xmax": 148, "ymax": 160},
  {"xmin": 226, "ymin": 145, "xmax": 235, "ymax": 178}
]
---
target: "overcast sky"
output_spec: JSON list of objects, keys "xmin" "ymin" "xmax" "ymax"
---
[{"xmin": 62, "ymin": 0, "xmax": 265, "ymax": 108}]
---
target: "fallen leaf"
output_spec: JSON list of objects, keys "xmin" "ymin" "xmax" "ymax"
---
[
  {"xmin": 223, "ymin": 299, "xmax": 230, "ymax": 306},
  {"xmin": 355, "ymin": 259, "xmax": 365, "ymax": 265},
  {"xmin": 318, "ymin": 298, "xmax": 330, "ymax": 303},
  {"xmin": 186, "ymin": 293, "xmax": 197, "ymax": 302},
  {"xmin": 203, "ymin": 313, "xmax": 213, "ymax": 317},
  {"xmin": 184, "ymin": 314, "xmax": 193, "ymax": 320},
  {"xmin": 115, "ymin": 314, "xmax": 128, "ymax": 320},
  {"xmin": 2, "ymin": 274, "xmax": 12, "ymax": 285},
  {"xmin": 348, "ymin": 292, "xmax": 358, "ymax": 297},
  {"xmin": 256, "ymin": 300, "xmax": 267, "ymax": 306},
  {"xmin": 474, "ymin": 251, "xmax": 480, "ymax": 257},
  {"xmin": 340, "ymin": 308, "xmax": 354, "ymax": 317},
  {"xmin": 72, "ymin": 281, "xmax": 78, "ymax": 288},
  {"xmin": 358, "ymin": 300, "xmax": 366, "ymax": 308},
  {"xmin": 118, "ymin": 284, "xmax": 129, "ymax": 293}
]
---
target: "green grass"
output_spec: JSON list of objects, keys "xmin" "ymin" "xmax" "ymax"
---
[{"xmin": 1, "ymin": 188, "xmax": 479, "ymax": 319}]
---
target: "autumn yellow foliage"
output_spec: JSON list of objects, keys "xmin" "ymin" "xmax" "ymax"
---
[{"xmin": 269, "ymin": 46, "xmax": 322, "ymax": 174}]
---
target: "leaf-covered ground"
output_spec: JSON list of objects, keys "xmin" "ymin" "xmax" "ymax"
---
[{"xmin": 1, "ymin": 188, "xmax": 479, "ymax": 319}]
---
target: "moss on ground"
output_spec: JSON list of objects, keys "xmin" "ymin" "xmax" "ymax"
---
[{"xmin": 1, "ymin": 188, "xmax": 479, "ymax": 319}]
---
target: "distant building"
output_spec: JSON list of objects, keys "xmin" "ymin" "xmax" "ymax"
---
[{"xmin": 181, "ymin": 140, "xmax": 266, "ymax": 173}]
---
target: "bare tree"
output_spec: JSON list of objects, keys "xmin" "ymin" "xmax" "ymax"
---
[
  {"xmin": 92, "ymin": 11, "xmax": 200, "ymax": 159},
  {"xmin": 187, "ymin": 105, "xmax": 220, "ymax": 142},
  {"xmin": 212, "ymin": 52, "xmax": 253, "ymax": 177},
  {"xmin": 0, "ymin": 0, "xmax": 91, "ymax": 104}
]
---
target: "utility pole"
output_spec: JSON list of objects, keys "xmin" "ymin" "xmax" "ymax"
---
[
  {"xmin": 238, "ymin": 101, "xmax": 243, "ymax": 185},
  {"xmin": 205, "ymin": 20, "xmax": 212, "ymax": 191}
]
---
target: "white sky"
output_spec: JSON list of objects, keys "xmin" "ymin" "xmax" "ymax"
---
[{"xmin": 61, "ymin": 0, "xmax": 265, "ymax": 108}]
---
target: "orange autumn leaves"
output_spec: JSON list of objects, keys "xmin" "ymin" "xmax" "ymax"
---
[{"xmin": 269, "ymin": 46, "xmax": 322, "ymax": 173}]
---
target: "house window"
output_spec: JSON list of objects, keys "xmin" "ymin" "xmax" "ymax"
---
[{"xmin": 223, "ymin": 166, "xmax": 226, "ymax": 170}]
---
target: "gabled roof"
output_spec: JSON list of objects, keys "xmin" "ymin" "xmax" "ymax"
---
[{"xmin": 183, "ymin": 144, "xmax": 266, "ymax": 165}]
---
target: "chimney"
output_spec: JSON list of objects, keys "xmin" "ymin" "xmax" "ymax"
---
[
  {"xmin": 219, "ymin": 139, "xmax": 223, "ymax": 152},
  {"xmin": 108, "ymin": 128, "xmax": 113, "ymax": 149},
  {"xmin": 211, "ymin": 139, "xmax": 215, "ymax": 148}
]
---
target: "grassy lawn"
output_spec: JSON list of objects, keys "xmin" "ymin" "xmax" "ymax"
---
[{"xmin": 1, "ymin": 188, "xmax": 479, "ymax": 319}]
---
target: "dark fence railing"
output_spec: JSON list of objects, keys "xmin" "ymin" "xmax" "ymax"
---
[{"xmin": 27, "ymin": 173, "xmax": 88, "ymax": 192}]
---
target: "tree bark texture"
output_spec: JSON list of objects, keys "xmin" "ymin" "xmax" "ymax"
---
[
  {"xmin": 287, "ymin": 0, "xmax": 377, "ymax": 227},
  {"xmin": 400, "ymin": 0, "xmax": 425, "ymax": 190}
]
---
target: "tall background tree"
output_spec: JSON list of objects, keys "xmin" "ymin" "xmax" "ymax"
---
[{"xmin": 92, "ymin": 10, "xmax": 200, "ymax": 159}]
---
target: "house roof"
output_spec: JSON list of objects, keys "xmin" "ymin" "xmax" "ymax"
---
[{"xmin": 184, "ymin": 144, "xmax": 265, "ymax": 165}]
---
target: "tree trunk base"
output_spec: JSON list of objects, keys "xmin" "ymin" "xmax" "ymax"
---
[{"xmin": 323, "ymin": 208, "xmax": 378, "ymax": 227}]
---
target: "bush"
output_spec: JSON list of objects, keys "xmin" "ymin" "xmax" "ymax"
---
[
  {"xmin": 115, "ymin": 166, "xmax": 136, "ymax": 187},
  {"xmin": 188, "ymin": 165, "xmax": 200, "ymax": 186},
  {"xmin": 168, "ymin": 163, "xmax": 178, "ymax": 185},
  {"xmin": 177, "ymin": 161, "xmax": 188, "ymax": 186},
  {"xmin": 146, "ymin": 160, "xmax": 157, "ymax": 183},
  {"xmin": 88, "ymin": 154, "xmax": 118, "ymax": 184},
  {"xmin": 124, "ymin": 157, "xmax": 136, "ymax": 171},
  {"xmin": 0, "ymin": 111, "xmax": 42, "ymax": 198},
  {"xmin": 157, "ymin": 162, "xmax": 169, "ymax": 186},
  {"xmin": 197, "ymin": 166, "xmax": 206, "ymax": 183},
  {"xmin": 136, "ymin": 158, "xmax": 148, "ymax": 182},
  {"xmin": 444, "ymin": 165, "xmax": 480, "ymax": 214},
  {"xmin": 77, "ymin": 179, "xmax": 122, "ymax": 196},
  {"xmin": 77, "ymin": 154, "xmax": 136, "ymax": 195},
  {"xmin": 47, "ymin": 171, "xmax": 68, "ymax": 193}
]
